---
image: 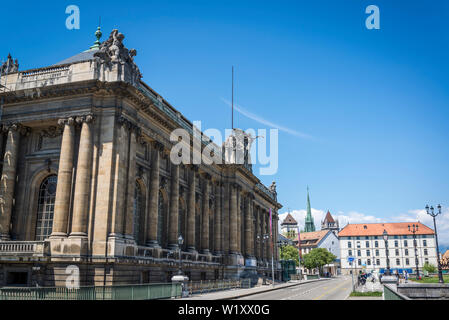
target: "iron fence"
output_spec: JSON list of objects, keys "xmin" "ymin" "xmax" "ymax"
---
[{"xmin": 0, "ymin": 283, "xmax": 181, "ymax": 300}]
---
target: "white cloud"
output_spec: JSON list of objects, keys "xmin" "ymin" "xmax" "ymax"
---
[
  {"xmin": 221, "ymin": 98, "xmax": 313, "ymax": 140},
  {"xmin": 278, "ymin": 206, "xmax": 449, "ymax": 247}
]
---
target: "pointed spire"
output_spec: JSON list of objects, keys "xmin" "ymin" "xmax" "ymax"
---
[
  {"xmin": 90, "ymin": 20, "xmax": 102, "ymax": 50},
  {"xmin": 304, "ymin": 186, "xmax": 315, "ymax": 232}
]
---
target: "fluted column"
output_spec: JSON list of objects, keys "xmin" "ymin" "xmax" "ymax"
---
[
  {"xmin": 201, "ymin": 176, "xmax": 210, "ymax": 253},
  {"xmin": 70, "ymin": 115, "xmax": 94, "ymax": 237},
  {"xmin": 0, "ymin": 124, "xmax": 25, "ymax": 240},
  {"xmin": 168, "ymin": 163, "xmax": 179, "ymax": 249},
  {"xmin": 265, "ymin": 211, "xmax": 270, "ymax": 260},
  {"xmin": 51, "ymin": 118, "xmax": 75, "ymax": 237},
  {"xmin": 124, "ymin": 127, "xmax": 138, "ymax": 239},
  {"xmin": 229, "ymin": 183, "xmax": 238, "ymax": 254},
  {"xmin": 214, "ymin": 181, "xmax": 222, "ymax": 254},
  {"xmin": 147, "ymin": 142, "xmax": 162, "ymax": 247},
  {"xmin": 110, "ymin": 118, "xmax": 130, "ymax": 239},
  {"xmin": 186, "ymin": 165, "xmax": 197, "ymax": 251}
]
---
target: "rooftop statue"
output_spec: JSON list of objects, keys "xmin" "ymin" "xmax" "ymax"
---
[
  {"xmin": 94, "ymin": 29, "xmax": 142, "ymax": 85},
  {"xmin": 0, "ymin": 53, "xmax": 19, "ymax": 75}
]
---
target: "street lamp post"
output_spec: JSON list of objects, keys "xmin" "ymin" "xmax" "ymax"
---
[
  {"xmin": 383, "ymin": 230, "xmax": 391, "ymax": 276},
  {"xmin": 177, "ymin": 235, "xmax": 184, "ymax": 276},
  {"xmin": 426, "ymin": 204, "xmax": 444, "ymax": 283},
  {"xmin": 408, "ymin": 224, "xmax": 420, "ymax": 280}
]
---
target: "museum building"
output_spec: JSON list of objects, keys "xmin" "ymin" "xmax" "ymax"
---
[{"xmin": 0, "ymin": 28, "xmax": 282, "ymax": 287}]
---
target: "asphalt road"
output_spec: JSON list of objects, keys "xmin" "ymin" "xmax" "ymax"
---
[{"xmin": 236, "ymin": 276, "xmax": 353, "ymax": 300}]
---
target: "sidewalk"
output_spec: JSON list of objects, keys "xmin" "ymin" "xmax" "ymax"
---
[{"xmin": 178, "ymin": 278, "xmax": 330, "ymax": 300}]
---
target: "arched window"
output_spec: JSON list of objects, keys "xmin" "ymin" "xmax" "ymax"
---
[
  {"xmin": 35, "ymin": 175, "xmax": 57, "ymax": 241},
  {"xmin": 133, "ymin": 182, "xmax": 143, "ymax": 244}
]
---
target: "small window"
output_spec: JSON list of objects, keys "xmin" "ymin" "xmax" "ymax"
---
[
  {"xmin": 357, "ymin": 250, "xmax": 361, "ymax": 257},
  {"xmin": 405, "ymin": 249, "xmax": 409, "ymax": 256},
  {"xmin": 375, "ymin": 249, "xmax": 379, "ymax": 256},
  {"xmin": 366, "ymin": 241, "xmax": 370, "ymax": 247},
  {"xmin": 376, "ymin": 259, "xmax": 380, "ymax": 265},
  {"xmin": 395, "ymin": 249, "xmax": 399, "ymax": 256},
  {"xmin": 348, "ymin": 241, "xmax": 352, "ymax": 248},
  {"xmin": 367, "ymin": 259, "xmax": 371, "ymax": 265},
  {"xmin": 405, "ymin": 258, "xmax": 409, "ymax": 265},
  {"xmin": 423, "ymin": 240, "xmax": 427, "ymax": 247},
  {"xmin": 404, "ymin": 240, "xmax": 408, "ymax": 247},
  {"xmin": 424, "ymin": 249, "xmax": 428, "ymax": 256},
  {"xmin": 349, "ymin": 250, "xmax": 353, "ymax": 256},
  {"xmin": 396, "ymin": 258, "xmax": 400, "ymax": 265},
  {"xmin": 367, "ymin": 250, "xmax": 371, "ymax": 256},
  {"xmin": 358, "ymin": 259, "xmax": 361, "ymax": 266},
  {"xmin": 375, "ymin": 241, "xmax": 379, "ymax": 248},
  {"xmin": 394, "ymin": 240, "xmax": 399, "ymax": 247}
]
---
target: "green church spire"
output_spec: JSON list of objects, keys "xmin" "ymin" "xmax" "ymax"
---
[{"xmin": 304, "ymin": 186, "xmax": 315, "ymax": 232}]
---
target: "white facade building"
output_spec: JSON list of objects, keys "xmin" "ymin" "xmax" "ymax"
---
[{"xmin": 339, "ymin": 222, "xmax": 438, "ymax": 275}]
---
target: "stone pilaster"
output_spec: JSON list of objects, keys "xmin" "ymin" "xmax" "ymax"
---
[
  {"xmin": 222, "ymin": 182, "xmax": 230, "ymax": 254},
  {"xmin": 51, "ymin": 117, "xmax": 75, "ymax": 237},
  {"xmin": 201, "ymin": 174, "xmax": 210, "ymax": 253},
  {"xmin": 229, "ymin": 183, "xmax": 238, "ymax": 254},
  {"xmin": 0, "ymin": 123, "xmax": 28, "ymax": 240},
  {"xmin": 186, "ymin": 165, "xmax": 197, "ymax": 251},
  {"xmin": 214, "ymin": 181, "xmax": 222, "ymax": 254},
  {"xmin": 109, "ymin": 117, "xmax": 130, "ymax": 239},
  {"xmin": 168, "ymin": 163, "xmax": 179, "ymax": 249},
  {"xmin": 244, "ymin": 196, "xmax": 252, "ymax": 258},
  {"xmin": 146, "ymin": 142, "xmax": 162, "ymax": 247},
  {"xmin": 70, "ymin": 114, "xmax": 94, "ymax": 238},
  {"xmin": 236, "ymin": 188, "xmax": 241, "ymax": 254},
  {"xmin": 123, "ymin": 126, "xmax": 138, "ymax": 240}
]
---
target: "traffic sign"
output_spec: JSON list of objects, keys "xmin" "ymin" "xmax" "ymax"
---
[{"xmin": 347, "ymin": 256, "xmax": 355, "ymax": 263}]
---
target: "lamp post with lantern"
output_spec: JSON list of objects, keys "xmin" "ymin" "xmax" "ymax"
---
[
  {"xmin": 425, "ymin": 204, "xmax": 444, "ymax": 283},
  {"xmin": 408, "ymin": 224, "xmax": 420, "ymax": 280}
]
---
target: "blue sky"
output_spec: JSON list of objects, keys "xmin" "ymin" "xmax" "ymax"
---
[{"xmin": 1, "ymin": 1, "xmax": 448, "ymax": 244}]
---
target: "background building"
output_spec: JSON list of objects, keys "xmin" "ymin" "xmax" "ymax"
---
[
  {"xmin": 280, "ymin": 212, "xmax": 298, "ymax": 239},
  {"xmin": 0, "ymin": 28, "xmax": 282, "ymax": 287},
  {"xmin": 297, "ymin": 230, "xmax": 340, "ymax": 276},
  {"xmin": 339, "ymin": 222, "xmax": 438, "ymax": 275}
]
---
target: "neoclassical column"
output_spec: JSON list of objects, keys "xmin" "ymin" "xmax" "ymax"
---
[
  {"xmin": 186, "ymin": 165, "xmax": 197, "ymax": 251},
  {"xmin": 168, "ymin": 162, "xmax": 180, "ymax": 249},
  {"xmin": 124, "ymin": 126, "xmax": 138, "ymax": 240},
  {"xmin": 222, "ymin": 182, "xmax": 230, "ymax": 254},
  {"xmin": 110, "ymin": 117, "xmax": 130, "ymax": 239},
  {"xmin": 0, "ymin": 124, "xmax": 27, "ymax": 240},
  {"xmin": 265, "ymin": 210, "xmax": 270, "ymax": 261},
  {"xmin": 146, "ymin": 142, "xmax": 162, "ymax": 247},
  {"xmin": 214, "ymin": 181, "xmax": 222, "ymax": 254},
  {"xmin": 51, "ymin": 117, "xmax": 75, "ymax": 237},
  {"xmin": 201, "ymin": 174, "xmax": 210, "ymax": 253},
  {"xmin": 236, "ymin": 188, "xmax": 241, "ymax": 254},
  {"xmin": 70, "ymin": 114, "xmax": 94, "ymax": 237},
  {"xmin": 229, "ymin": 183, "xmax": 238, "ymax": 254},
  {"xmin": 256, "ymin": 206, "xmax": 261, "ymax": 260},
  {"xmin": 261, "ymin": 209, "xmax": 266, "ymax": 261},
  {"xmin": 244, "ymin": 196, "xmax": 252, "ymax": 258}
]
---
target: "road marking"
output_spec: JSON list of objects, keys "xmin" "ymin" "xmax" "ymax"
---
[{"xmin": 312, "ymin": 280, "xmax": 351, "ymax": 300}]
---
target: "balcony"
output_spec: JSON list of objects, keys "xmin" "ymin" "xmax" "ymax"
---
[{"xmin": 0, "ymin": 241, "xmax": 48, "ymax": 258}]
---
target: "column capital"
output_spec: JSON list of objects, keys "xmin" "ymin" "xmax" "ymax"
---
[
  {"xmin": 57, "ymin": 117, "xmax": 76, "ymax": 127},
  {"xmin": 75, "ymin": 113, "xmax": 95, "ymax": 125},
  {"xmin": 2, "ymin": 123, "xmax": 31, "ymax": 136}
]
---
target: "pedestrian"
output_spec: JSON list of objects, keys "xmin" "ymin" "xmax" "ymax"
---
[{"xmin": 404, "ymin": 270, "xmax": 408, "ymax": 283}]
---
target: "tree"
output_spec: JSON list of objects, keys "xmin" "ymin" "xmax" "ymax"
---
[
  {"xmin": 280, "ymin": 245, "xmax": 299, "ymax": 266},
  {"xmin": 302, "ymin": 248, "xmax": 337, "ymax": 275},
  {"xmin": 423, "ymin": 262, "xmax": 437, "ymax": 274}
]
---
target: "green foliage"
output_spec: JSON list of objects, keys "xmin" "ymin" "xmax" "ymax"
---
[
  {"xmin": 302, "ymin": 248, "xmax": 337, "ymax": 274},
  {"xmin": 280, "ymin": 245, "xmax": 299, "ymax": 266},
  {"xmin": 423, "ymin": 262, "xmax": 437, "ymax": 273}
]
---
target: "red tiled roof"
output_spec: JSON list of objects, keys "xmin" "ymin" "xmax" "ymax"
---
[
  {"xmin": 281, "ymin": 213, "xmax": 297, "ymax": 225},
  {"xmin": 338, "ymin": 222, "xmax": 434, "ymax": 237},
  {"xmin": 323, "ymin": 211, "xmax": 335, "ymax": 224},
  {"xmin": 296, "ymin": 230, "xmax": 330, "ymax": 248}
]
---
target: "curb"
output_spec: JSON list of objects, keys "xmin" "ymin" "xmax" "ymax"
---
[{"xmin": 220, "ymin": 278, "xmax": 331, "ymax": 300}]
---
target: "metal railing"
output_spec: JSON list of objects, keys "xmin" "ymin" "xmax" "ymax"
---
[
  {"xmin": 0, "ymin": 283, "xmax": 181, "ymax": 300},
  {"xmin": 187, "ymin": 279, "xmax": 251, "ymax": 295}
]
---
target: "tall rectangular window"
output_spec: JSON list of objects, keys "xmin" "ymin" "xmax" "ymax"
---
[
  {"xmin": 366, "ymin": 241, "xmax": 370, "ymax": 248},
  {"xmin": 423, "ymin": 240, "xmax": 427, "ymax": 247},
  {"xmin": 348, "ymin": 241, "xmax": 352, "ymax": 248},
  {"xmin": 375, "ymin": 241, "xmax": 379, "ymax": 248}
]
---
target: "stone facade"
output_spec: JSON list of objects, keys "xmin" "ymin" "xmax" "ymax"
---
[{"xmin": 0, "ymin": 29, "xmax": 282, "ymax": 287}]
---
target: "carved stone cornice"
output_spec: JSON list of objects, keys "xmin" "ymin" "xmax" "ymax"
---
[{"xmin": 153, "ymin": 141, "xmax": 165, "ymax": 152}]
